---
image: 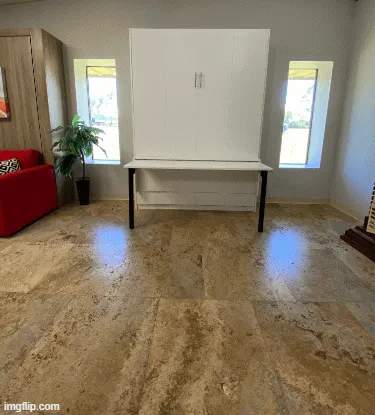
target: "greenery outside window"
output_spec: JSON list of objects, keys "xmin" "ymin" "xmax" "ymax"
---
[
  {"xmin": 74, "ymin": 59, "xmax": 120, "ymax": 163},
  {"xmin": 280, "ymin": 61, "xmax": 333, "ymax": 168}
]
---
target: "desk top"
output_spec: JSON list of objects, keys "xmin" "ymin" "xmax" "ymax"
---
[{"xmin": 124, "ymin": 159, "xmax": 273, "ymax": 172}]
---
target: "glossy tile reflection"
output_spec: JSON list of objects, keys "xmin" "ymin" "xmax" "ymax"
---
[
  {"xmin": 203, "ymin": 243, "xmax": 295, "ymax": 301},
  {"xmin": 0, "ymin": 201, "xmax": 374, "ymax": 415},
  {"xmin": 272, "ymin": 248, "xmax": 375, "ymax": 302}
]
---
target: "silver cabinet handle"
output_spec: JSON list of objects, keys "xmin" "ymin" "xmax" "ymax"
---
[
  {"xmin": 194, "ymin": 72, "xmax": 198, "ymax": 88},
  {"xmin": 199, "ymin": 72, "xmax": 203, "ymax": 88}
]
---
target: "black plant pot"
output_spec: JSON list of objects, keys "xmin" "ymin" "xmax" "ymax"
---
[{"xmin": 76, "ymin": 178, "xmax": 90, "ymax": 205}]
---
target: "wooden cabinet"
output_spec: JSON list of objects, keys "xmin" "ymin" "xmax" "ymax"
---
[
  {"xmin": 0, "ymin": 29, "xmax": 72, "ymax": 204},
  {"xmin": 0, "ymin": 34, "xmax": 41, "ymax": 152},
  {"xmin": 130, "ymin": 29, "xmax": 270, "ymax": 162}
]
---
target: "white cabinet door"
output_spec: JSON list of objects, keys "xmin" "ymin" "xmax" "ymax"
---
[
  {"xmin": 131, "ymin": 30, "xmax": 168, "ymax": 159},
  {"xmin": 131, "ymin": 29, "xmax": 199, "ymax": 160},
  {"xmin": 228, "ymin": 30, "xmax": 270, "ymax": 161},
  {"xmin": 165, "ymin": 30, "xmax": 199, "ymax": 159},
  {"xmin": 197, "ymin": 29, "xmax": 269, "ymax": 161},
  {"xmin": 197, "ymin": 31, "xmax": 233, "ymax": 160}
]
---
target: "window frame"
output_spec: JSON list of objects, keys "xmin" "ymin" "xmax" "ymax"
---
[
  {"xmin": 279, "ymin": 61, "xmax": 334, "ymax": 169},
  {"xmin": 73, "ymin": 59, "xmax": 120, "ymax": 164}
]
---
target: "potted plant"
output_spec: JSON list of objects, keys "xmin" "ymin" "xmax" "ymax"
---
[{"xmin": 50, "ymin": 115, "xmax": 106, "ymax": 205}]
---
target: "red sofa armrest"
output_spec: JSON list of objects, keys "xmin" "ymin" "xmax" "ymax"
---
[{"xmin": 0, "ymin": 165, "xmax": 58, "ymax": 236}]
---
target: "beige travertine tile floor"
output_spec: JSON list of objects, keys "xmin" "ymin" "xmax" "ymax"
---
[{"xmin": 0, "ymin": 201, "xmax": 375, "ymax": 414}]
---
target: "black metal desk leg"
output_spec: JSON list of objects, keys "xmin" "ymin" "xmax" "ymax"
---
[
  {"xmin": 128, "ymin": 168, "xmax": 136, "ymax": 229},
  {"xmin": 258, "ymin": 171, "xmax": 268, "ymax": 233}
]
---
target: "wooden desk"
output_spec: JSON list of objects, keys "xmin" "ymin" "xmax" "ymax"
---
[{"xmin": 123, "ymin": 160, "xmax": 273, "ymax": 232}]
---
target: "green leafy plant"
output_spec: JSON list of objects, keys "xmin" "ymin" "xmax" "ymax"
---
[{"xmin": 50, "ymin": 115, "xmax": 106, "ymax": 179}]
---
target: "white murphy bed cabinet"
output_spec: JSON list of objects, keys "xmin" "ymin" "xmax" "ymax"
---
[
  {"xmin": 124, "ymin": 29, "xmax": 273, "ymax": 231},
  {"xmin": 130, "ymin": 29, "xmax": 269, "ymax": 161}
]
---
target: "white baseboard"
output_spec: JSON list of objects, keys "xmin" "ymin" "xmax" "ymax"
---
[
  {"xmin": 266, "ymin": 197, "xmax": 330, "ymax": 204},
  {"xmin": 137, "ymin": 204, "xmax": 256, "ymax": 212},
  {"xmin": 90, "ymin": 196, "xmax": 129, "ymax": 201},
  {"xmin": 329, "ymin": 199, "xmax": 363, "ymax": 220},
  {"xmin": 78, "ymin": 196, "xmax": 363, "ymax": 222}
]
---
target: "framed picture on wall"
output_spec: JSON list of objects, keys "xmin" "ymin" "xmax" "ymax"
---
[{"xmin": 0, "ymin": 67, "xmax": 10, "ymax": 119}]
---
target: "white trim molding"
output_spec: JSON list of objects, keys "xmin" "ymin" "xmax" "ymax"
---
[
  {"xmin": 329, "ymin": 199, "xmax": 363, "ymax": 221},
  {"xmin": 266, "ymin": 197, "xmax": 329, "ymax": 205}
]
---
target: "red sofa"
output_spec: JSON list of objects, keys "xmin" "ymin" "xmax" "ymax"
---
[{"xmin": 0, "ymin": 149, "xmax": 58, "ymax": 236}]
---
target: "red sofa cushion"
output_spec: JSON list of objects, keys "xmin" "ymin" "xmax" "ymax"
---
[
  {"xmin": 0, "ymin": 164, "xmax": 58, "ymax": 236},
  {"xmin": 0, "ymin": 149, "xmax": 40, "ymax": 169}
]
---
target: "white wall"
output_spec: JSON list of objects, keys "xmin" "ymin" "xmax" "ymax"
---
[
  {"xmin": 0, "ymin": 0, "xmax": 355, "ymax": 201},
  {"xmin": 331, "ymin": 0, "xmax": 375, "ymax": 218}
]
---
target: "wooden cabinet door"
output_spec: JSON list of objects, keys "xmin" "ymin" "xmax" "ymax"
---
[{"xmin": 0, "ymin": 36, "xmax": 41, "ymax": 151}]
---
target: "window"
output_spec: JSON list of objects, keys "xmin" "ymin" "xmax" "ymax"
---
[
  {"xmin": 74, "ymin": 59, "xmax": 120, "ymax": 162},
  {"xmin": 279, "ymin": 61, "xmax": 333, "ymax": 168},
  {"xmin": 86, "ymin": 66, "xmax": 119, "ymax": 160},
  {"xmin": 280, "ymin": 69, "xmax": 317, "ymax": 164}
]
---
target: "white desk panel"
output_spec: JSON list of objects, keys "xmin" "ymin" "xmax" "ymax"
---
[{"xmin": 124, "ymin": 159, "xmax": 273, "ymax": 172}]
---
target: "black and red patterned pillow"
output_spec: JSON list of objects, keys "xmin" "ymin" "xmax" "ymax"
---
[{"xmin": 0, "ymin": 158, "xmax": 21, "ymax": 176}]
